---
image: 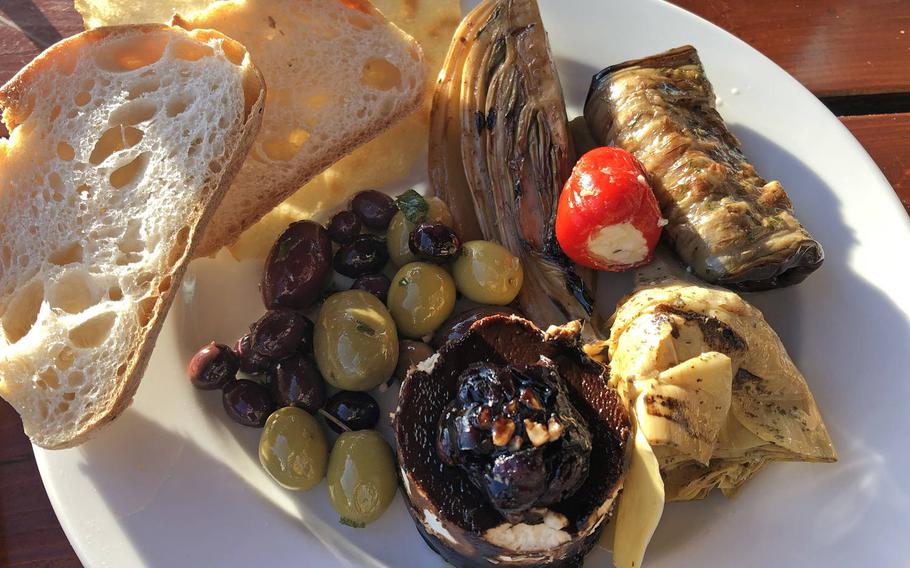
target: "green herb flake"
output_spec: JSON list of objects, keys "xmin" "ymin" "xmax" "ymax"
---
[
  {"xmin": 339, "ymin": 517, "xmax": 366, "ymax": 528},
  {"xmin": 275, "ymin": 237, "xmax": 295, "ymax": 262},
  {"xmin": 398, "ymin": 277, "xmax": 410, "ymax": 287},
  {"xmin": 355, "ymin": 321, "xmax": 376, "ymax": 336},
  {"xmin": 395, "ymin": 189, "xmax": 429, "ymax": 224}
]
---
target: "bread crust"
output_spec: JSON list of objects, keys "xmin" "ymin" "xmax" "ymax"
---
[{"xmin": 0, "ymin": 24, "xmax": 266, "ymax": 449}]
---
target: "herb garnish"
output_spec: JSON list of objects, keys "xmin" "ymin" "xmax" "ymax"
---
[
  {"xmin": 355, "ymin": 321, "xmax": 376, "ymax": 336},
  {"xmin": 339, "ymin": 517, "xmax": 366, "ymax": 528},
  {"xmin": 395, "ymin": 189, "xmax": 429, "ymax": 224}
]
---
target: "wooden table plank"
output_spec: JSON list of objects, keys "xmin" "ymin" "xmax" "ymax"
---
[
  {"xmin": 671, "ymin": 0, "xmax": 910, "ymax": 97},
  {"xmin": 0, "ymin": 0, "xmax": 83, "ymax": 82},
  {"xmin": 841, "ymin": 113, "xmax": 910, "ymax": 214},
  {"xmin": 0, "ymin": 399, "xmax": 80, "ymax": 567}
]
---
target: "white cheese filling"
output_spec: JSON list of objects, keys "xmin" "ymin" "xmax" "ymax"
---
[
  {"xmin": 483, "ymin": 509, "xmax": 571, "ymax": 551},
  {"xmin": 587, "ymin": 222, "xmax": 648, "ymax": 265}
]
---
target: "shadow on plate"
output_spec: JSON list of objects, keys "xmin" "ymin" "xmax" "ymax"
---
[{"xmin": 76, "ymin": 410, "xmax": 313, "ymax": 566}]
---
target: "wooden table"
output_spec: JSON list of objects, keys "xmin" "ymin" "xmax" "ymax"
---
[{"xmin": 1, "ymin": 0, "xmax": 908, "ymax": 565}]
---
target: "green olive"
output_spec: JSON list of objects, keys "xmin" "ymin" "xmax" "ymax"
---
[
  {"xmin": 387, "ymin": 211, "xmax": 417, "ymax": 267},
  {"xmin": 426, "ymin": 196, "xmax": 454, "ymax": 228},
  {"xmin": 259, "ymin": 407, "xmax": 327, "ymax": 491},
  {"xmin": 386, "ymin": 198, "xmax": 455, "ymax": 267},
  {"xmin": 314, "ymin": 290, "xmax": 399, "ymax": 391},
  {"xmin": 387, "ymin": 262, "xmax": 456, "ymax": 339},
  {"xmin": 327, "ymin": 430, "xmax": 397, "ymax": 526},
  {"xmin": 452, "ymin": 240, "xmax": 524, "ymax": 305}
]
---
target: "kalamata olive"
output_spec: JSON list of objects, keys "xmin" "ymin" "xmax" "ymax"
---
[
  {"xmin": 298, "ymin": 315, "xmax": 315, "ymax": 355},
  {"xmin": 333, "ymin": 235, "xmax": 389, "ymax": 278},
  {"xmin": 408, "ymin": 223, "xmax": 461, "ymax": 263},
  {"xmin": 327, "ymin": 431, "xmax": 398, "ymax": 525},
  {"xmin": 387, "ymin": 198, "xmax": 456, "ymax": 268},
  {"xmin": 452, "ymin": 241, "xmax": 524, "ymax": 305},
  {"xmin": 250, "ymin": 310, "xmax": 310, "ymax": 360},
  {"xmin": 322, "ymin": 391, "xmax": 380, "ymax": 434},
  {"xmin": 188, "ymin": 342, "xmax": 239, "ymax": 390},
  {"xmin": 223, "ymin": 379, "xmax": 275, "ymax": 427},
  {"xmin": 387, "ymin": 262, "xmax": 456, "ymax": 339},
  {"xmin": 431, "ymin": 307, "xmax": 525, "ymax": 349},
  {"xmin": 260, "ymin": 407, "xmax": 327, "ymax": 491},
  {"xmin": 272, "ymin": 356, "xmax": 326, "ymax": 412},
  {"xmin": 395, "ymin": 340, "xmax": 434, "ymax": 380},
  {"xmin": 351, "ymin": 273, "xmax": 391, "ymax": 303},
  {"xmin": 327, "ymin": 210, "xmax": 362, "ymax": 244},
  {"xmin": 236, "ymin": 333, "xmax": 274, "ymax": 374},
  {"xmin": 262, "ymin": 221, "xmax": 332, "ymax": 310},
  {"xmin": 314, "ymin": 290, "xmax": 398, "ymax": 391},
  {"xmin": 351, "ymin": 190, "xmax": 397, "ymax": 230}
]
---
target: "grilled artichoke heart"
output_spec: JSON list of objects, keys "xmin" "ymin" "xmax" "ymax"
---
[
  {"xmin": 585, "ymin": 46, "xmax": 824, "ymax": 291},
  {"xmin": 428, "ymin": 0, "xmax": 595, "ymax": 327},
  {"xmin": 608, "ymin": 255, "xmax": 837, "ymax": 502}
]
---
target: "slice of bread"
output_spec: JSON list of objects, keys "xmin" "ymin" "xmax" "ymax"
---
[
  {"xmin": 172, "ymin": 0, "xmax": 427, "ymax": 256},
  {"xmin": 0, "ymin": 24, "xmax": 265, "ymax": 449}
]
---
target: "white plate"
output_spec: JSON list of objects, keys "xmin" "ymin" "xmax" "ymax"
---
[{"xmin": 35, "ymin": 0, "xmax": 910, "ymax": 566}]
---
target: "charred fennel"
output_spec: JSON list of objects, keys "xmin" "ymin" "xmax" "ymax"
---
[
  {"xmin": 428, "ymin": 0, "xmax": 595, "ymax": 326},
  {"xmin": 584, "ymin": 46, "xmax": 823, "ymax": 291}
]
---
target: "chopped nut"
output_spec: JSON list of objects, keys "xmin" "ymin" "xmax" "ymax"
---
[
  {"xmin": 508, "ymin": 435, "xmax": 524, "ymax": 451},
  {"xmin": 520, "ymin": 388, "xmax": 542, "ymax": 410},
  {"xmin": 477, "ymin": 406, "xmax": 492, "ymax": 429},
  {"xmin": 524, "ymin": 418, "xmax": 550, "ymax": 447},
  {"xmin": 505, "ymin": 400, "xmax": 520, "ymax": 416},
  {"xmin": 493, "ymin": 416, "xmax": 516, "ymax": 446},
  {"xmin": 547, "ymin": 417, "xmax": 563, "ymax": 441}
]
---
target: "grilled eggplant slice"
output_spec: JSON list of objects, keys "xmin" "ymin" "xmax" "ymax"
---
[
  {"xmin": 584, "ymin": 46, "xmax": 823, "ymax": 291},
  {"xmin": 428, "ymin": 0, "xmax": 596, "ymax": 326}
]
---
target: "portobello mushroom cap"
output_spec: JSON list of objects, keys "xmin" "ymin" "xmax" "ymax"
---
[{"xmin": 395, "ymin": 315, "xmax": 630, "ymax": 567}]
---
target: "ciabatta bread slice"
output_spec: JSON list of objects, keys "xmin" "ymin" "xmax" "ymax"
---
[
  {"xmin": 0, "ymin": 24, "xmax": 265, "ymax": 449},
  {"xmin": 172, "ymin": 0, "xmax": 427, "ymax": 256}
]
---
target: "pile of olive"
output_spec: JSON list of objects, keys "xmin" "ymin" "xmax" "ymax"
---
[{"xmin": 188, "ymin": 188, "xmax": 527, "ymax": 528}]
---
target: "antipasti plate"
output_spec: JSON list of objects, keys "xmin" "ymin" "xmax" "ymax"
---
[{"xmin": 35, "ymin": 0, "xmax": 910, "ymax": 566}]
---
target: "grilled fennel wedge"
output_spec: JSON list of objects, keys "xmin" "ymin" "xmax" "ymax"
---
[
  {"xmin": 428, "ymin": 0, "xmax": 595, "ymax": 327},
  {"xmin": 606, "ymin": 253, "xmax": 836, "ymax": 503},
  {"xmin": 585, "ymin": 46, "xmax": 823, "ymax": 291}
]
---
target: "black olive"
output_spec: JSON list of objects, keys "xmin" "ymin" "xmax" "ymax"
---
[
  {"xmin": 333, "ymin": 234, "xmax": 389, "ymax": 278},
  {"xmin": 262, "ymin": 221, "xmax": 332, "ymax": 310},
  {"xmin": 351, "ymin": 273, "xmax": 391, "ymax": 303},
  {"xmin": 250, "ymin": 310, "xmax": 310, "ymax": 361},
  {"xmin": 327, "ymin": 210, "xmax": 362, "ymax": 244},
  {"xmin": 188, "ymin": 342, "xmax": 239, "ymax": 390},
  {"xmin": 408, "ymin": 222, "xmax": 461, "ymax": 263},
  {"xmin": 350, "ymin": 190, "xmax": 397, "ymax": 230},
  {"xmin": 271, "ymin": 356, "xmax": 325, "ymax": 412},
  {"xmin": 322, "ymin": 391, "xmax": 380, "ymax": 433},
  {"xmin": 235, "ymin": 333, "xmax": 274, "ymax": 374},
  {"xmin": 222, "ymin": 379, "xmax": 275, "ymax": 427}
]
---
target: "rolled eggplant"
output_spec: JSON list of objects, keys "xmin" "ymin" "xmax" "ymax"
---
[{"xmin": 584, "ymin": 46, "xmax": 823, "ymax": 291}]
